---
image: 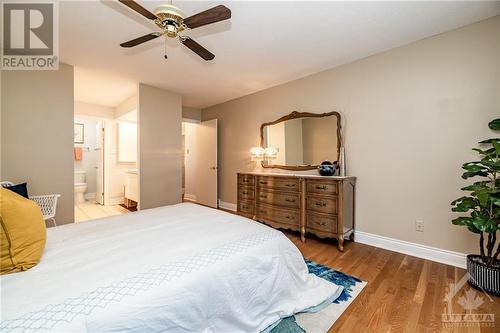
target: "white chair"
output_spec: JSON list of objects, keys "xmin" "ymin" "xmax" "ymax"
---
[{"xmin": 1, "ymin": 181, "xmax": 60, "ymax": 227}]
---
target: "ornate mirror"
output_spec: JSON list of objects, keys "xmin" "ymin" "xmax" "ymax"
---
[{"xmin": 260, "ymin": 111, "xmax": 342, "ymax": 170}]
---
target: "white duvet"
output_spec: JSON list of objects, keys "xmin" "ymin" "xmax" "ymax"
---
[{"xmin": 1, "ymin": 203, "xmax": 342, "ymax": 332}]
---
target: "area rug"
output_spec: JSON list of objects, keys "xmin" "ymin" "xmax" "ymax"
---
[{"xmin": 269, "ymin": 259, "xmax": 366, "ymax": 333}]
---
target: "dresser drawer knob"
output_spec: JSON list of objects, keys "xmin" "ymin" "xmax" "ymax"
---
[
  {"xmin": 285, "ymin": 198, "xmax": 295, "ymax": 203},
  {"xmin": 260, "ymin": 195, "xmax": 267, "ymax": 199},
  {"xmin": 285, "ymin": 215, "xmax": 291, "ymax": 219},
  {"xmin": 316, "ymin": 185, "xmax": 327, "ymax": 190},
  {"xmin": 241, "ymin": 205, "xmax": 248, "ymax": 209},
  {"xmin": 260, "ymin": 210, "xmax": 267, "ymax": 214},
  {"xmin": 242, "ymin": 191, "xmax": 248, "ymax": 195},
  {"xmin": 315, "ymin": 201, "xmax": 327, "ymax": 207},
  {"xmin": 285, "ymin": 183, "xmax": 296, "ymax": 187},
  {"xmin": 317, "ymin": 221, "xmax": 327, "ymax": 226},
  {"xmin": 259, "ymin": 181, "xmax": 268, "ymax": 185}
]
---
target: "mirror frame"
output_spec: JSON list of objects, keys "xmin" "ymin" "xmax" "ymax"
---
[{"xmin": 260, "ymin": 111, "xmax": 342, "ymax": 171}]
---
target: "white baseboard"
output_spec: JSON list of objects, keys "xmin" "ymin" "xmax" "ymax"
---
[
  {"xmin": 84, "ymin": 192, "xmax": 96, "ymax": 200},
  {"xmin": 218, "ymin": 200, "xmax": 237, "ymax": 212},
  {"xmin": 355, "ymin": 231, "xmax": 467, "ymax": 269},
  {"xmin": 184, "ymin": 194, "xmax": 197, "ymax": 202}
]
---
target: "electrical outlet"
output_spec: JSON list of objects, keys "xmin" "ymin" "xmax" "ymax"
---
[{"xmin": 415, "ymin": 219, "xmax": 424, "ymax": 232}]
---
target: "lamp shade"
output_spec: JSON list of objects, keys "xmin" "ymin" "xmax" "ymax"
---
[
  {"xmin": 250, "ymin": 147, "xmax": 265, "ymax": 158},
  {"xmin": 264, "ymin": 147, "xmax": 278, "ymax": 158}
]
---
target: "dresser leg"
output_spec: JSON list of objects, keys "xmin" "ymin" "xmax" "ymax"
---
[
  {"xmin": 300, "ymin": 228, "xmax": 306, "ymax": 243},
  {"xmin": 338, "ymin": 235, "xmax": 344, "ymax": 252}
]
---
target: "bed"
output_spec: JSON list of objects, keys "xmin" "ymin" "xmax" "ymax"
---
[{"xmin": 1, "ymin": 203, "xmax": 343, "ymax": 332}]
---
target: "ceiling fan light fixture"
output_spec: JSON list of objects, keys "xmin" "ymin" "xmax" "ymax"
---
[
  {"xmin": 118, "ymin": 1, "xmax": 231, "ymax": 61},
  {"xmin": 154, "ymin": 4, "xmax": 185, "ymax": 21}
]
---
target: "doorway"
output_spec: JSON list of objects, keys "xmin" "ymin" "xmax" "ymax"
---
[{"xmin": 182, "ymin": 119, "xmax": 218, "ymax": 208}]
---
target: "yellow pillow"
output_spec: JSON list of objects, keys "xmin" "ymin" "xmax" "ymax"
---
[{"xmin": 0, "ymin": 187, "xmax": 46, "ymax": 275}]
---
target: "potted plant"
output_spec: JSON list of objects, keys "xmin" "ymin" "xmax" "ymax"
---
[{"xmin": 451, "ymin": 118, "xmax": 500, "ymax": 296}]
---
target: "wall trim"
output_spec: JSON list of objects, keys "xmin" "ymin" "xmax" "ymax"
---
[
  {"xmin": 355, "ymin": 231, "xmax": 467, "ymax": 269},
  {"xmin": 184, "ymin": 194, "xmax": 197, "ymax": 202},
  {"xmin": 218, "ymin": 200, "xmax": 237, "ymax": 212},
  {"xmin": 84, "ymin": 192, "xmax": 96, "ymax": 201}
]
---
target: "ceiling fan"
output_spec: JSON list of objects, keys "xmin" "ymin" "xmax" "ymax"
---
[{"xmin": 118, "ymin": 0, "xmax": 231, "ymax": 61}]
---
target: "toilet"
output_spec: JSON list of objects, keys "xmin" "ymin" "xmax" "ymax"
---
[{"xmin": 74, "ymin": 171, "xmax": 88, "ymax": 204}]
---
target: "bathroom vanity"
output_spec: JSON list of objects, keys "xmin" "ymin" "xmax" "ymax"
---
[{"xmin": 124, "ymin": 169, "xmax": 138, "ymax": 208}]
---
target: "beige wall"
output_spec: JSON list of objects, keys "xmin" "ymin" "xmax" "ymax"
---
[
  {"xmin": 115, "ymin": 94, "xmax": 137, "ymax": 119},
  {"xmin": 75, "ymin": 101, "xmax": 114, "ymax": 119},
  {"xmin": 302, "ymin": 117, "xmax": 338, "ymax": 165},
  {"xmin": 266, "ymin": 122, "xmax": 286, "ymax": 165},
  {"xmin": 1, "ymin": 64, "xmax": 75, "ymax": 224},
  {"xmin": 284, "ymin": 119, "xmax": 303, "ymax": 165},
  {"xmin": 183, "ymin": 122, "xmax": 199, "ymax": 201},
  {"xmin": 202, "ymin": 16, "xmax": 500, "ymax": 254},
  {"xmin": 138, "ymin": 83, "xmax": 182, "ymax": 209},
  {"xmin": 182, "ymin": 107, "xmax": 202, "ymax": 121}
]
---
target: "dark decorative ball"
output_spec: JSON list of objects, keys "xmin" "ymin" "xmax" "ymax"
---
[{"xmin": 318, "ymin": 165, "xmax": 335, "ymax": 176}]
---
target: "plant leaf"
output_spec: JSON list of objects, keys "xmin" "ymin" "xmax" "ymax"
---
[
  {"xmin": 492, "ymin": 140, "xmax": 500, "ymax": 154},
  {"xmin": 452, "ymin": 216, "xmax": 472, "ymax": 226},
  {"xmin": 488, "ymin": 118, "xmax": 500, "ymax": 130},
  {"xmin": 479, "ymin": 138, "xmax": 500, "ymax": 144}
]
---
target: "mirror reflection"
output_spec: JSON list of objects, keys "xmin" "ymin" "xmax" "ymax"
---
[{"xmin": 262, "ymin": 113, "xmax": 340, "ymax": 168}]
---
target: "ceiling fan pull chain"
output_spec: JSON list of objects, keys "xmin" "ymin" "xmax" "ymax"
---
[{"xmin": 164, "ymin": 37, "xmax": 168, "ymax": 59}]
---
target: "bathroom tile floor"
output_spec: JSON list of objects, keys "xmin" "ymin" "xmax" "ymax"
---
[{"xmin": 75, "ymin": 201, "xmax": 130, "ymax": 223}]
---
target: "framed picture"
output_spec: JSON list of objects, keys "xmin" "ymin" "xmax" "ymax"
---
[{"xmin": 74, "ymin": 123, "xmax": 84, "ymax": 144}]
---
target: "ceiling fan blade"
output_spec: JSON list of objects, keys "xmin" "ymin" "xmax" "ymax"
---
[
  {"xmin": 118, "ymin": 0, "xmax": 157, "ymax": 20},
  {"xmin": 181, "ymin": 37, "xmax": 215, "ymax": 61},
  {"xmin": 120, "ymin": 33, "xmax": 161, "ymax": 47},
  {"xmin": 183, "ymin": 5, "xmax": 231, "ymax": 29}
]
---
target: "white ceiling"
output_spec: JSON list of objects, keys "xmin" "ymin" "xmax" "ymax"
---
[
  {"xmin": 74, "ymin": 67, "xmax": 137, "ymax": 107},
  {"xmin": 63, "ymin": 1, "xmax": 500, "ymax": 109}
]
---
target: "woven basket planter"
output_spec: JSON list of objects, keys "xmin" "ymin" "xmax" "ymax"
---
[{"xmin": 467, "ymin": 255, "xmax": 500, "ymax": 296}]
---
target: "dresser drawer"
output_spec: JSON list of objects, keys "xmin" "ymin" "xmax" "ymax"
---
[
  {"xmin": 306, "ymin": 180, "xmax": 338, "ymax": 195},
  {"xmin": 306, "ymin": 195, "xmax": 337, "ymax": 214},
  {"xmin": 238, "ymin": 174, "xmax": 255, "ymax": 186},
  {"xmin": 238, "ymin": 186, "xmax": 254, "ymax": 200},
  {"xmin": 256, "ymin": 176, "xmax": 300, "ymax": 192},
  {"xmin": 257, "ymin": 190, "xmax": 300, "ymax": 208},
  {"xmin": 238, "ymin": 200, "xmax": 254, "ymax": 216},
  {"xmin": 307, "ymin": 212, "xmax": 337, "ymax": 233},
  {"xmin": 256, "ymin": 204, "xmax": 300, "ymax": 227}
]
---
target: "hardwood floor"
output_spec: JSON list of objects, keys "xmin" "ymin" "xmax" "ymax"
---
[{"xmin": 284, "ymin": 231, "xmax": 500, "ymax": 333}]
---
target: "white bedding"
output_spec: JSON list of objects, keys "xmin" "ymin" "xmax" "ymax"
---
[{"xmin": 1, "ymin": 203, "xmax": 342, "ymax": 332}]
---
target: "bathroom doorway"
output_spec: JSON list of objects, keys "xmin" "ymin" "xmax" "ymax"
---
[
  {"xmin": 74, "ymin": 116, "xmax": 104, "ymax": 205},
  {"xmin": 73, "ymin": 67, "xmax": 138, "ymax": 223},
  {"xmin": 73, "ymin": 113, "xmax": 136, "ymax": 222}
]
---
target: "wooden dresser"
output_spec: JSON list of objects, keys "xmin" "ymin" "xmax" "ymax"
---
[{"xmin": 237, "ymin": 172, "xmax": 356, "ymax": 251}]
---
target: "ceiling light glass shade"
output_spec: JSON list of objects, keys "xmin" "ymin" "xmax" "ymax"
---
[{"xmin": 250, "ymin": 147, "xmax": 265, "ymax": 159}]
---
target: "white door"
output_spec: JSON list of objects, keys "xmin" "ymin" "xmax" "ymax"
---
[
  {"xmin": 195, "ymin": 119, "xmax": 218, "ymax": 208},
  {"xmin": 95, "ymin": 122, "xmax": 105, "ymax": 205}
]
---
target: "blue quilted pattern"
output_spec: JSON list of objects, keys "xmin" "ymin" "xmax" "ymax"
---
[{"xmin": 0, "ymin": 230, "xmax": 279, "ymax": 332}]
